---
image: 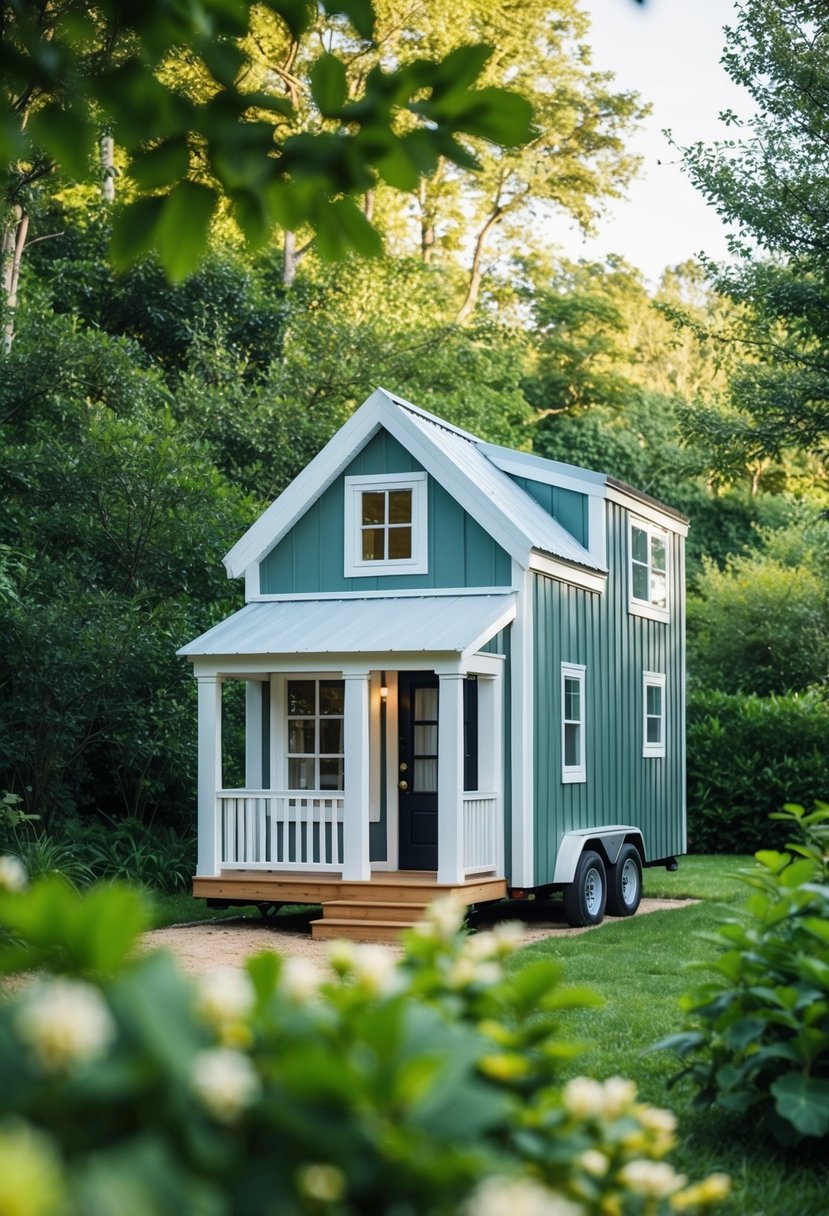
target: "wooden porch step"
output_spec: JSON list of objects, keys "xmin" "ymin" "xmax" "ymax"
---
[
  {"xmin": 310, "ymin": 917, "xmax": 419, "ymax": 942},
  {"xmin": 321, "ymin": 900, "xmax": 429, "ymax": 923}
]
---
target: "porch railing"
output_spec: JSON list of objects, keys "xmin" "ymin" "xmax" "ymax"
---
[
  {"xmin": 217, "ymin": 790, "xmax": 344, "ymax": 871},
  {"xmin": 462, "ymin": 792, "xmax": 499, "ymax": 875}
]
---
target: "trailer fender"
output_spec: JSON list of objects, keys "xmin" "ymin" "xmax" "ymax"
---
[{"xmin": 552, "ymin": 827, "xmax": 645, "ymax": 885}]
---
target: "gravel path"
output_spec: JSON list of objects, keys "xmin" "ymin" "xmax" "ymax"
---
[{"xmin": 143, "ymin": 898, "xmax": 696, "ymax": 975}]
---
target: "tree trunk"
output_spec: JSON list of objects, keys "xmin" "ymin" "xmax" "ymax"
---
[
  {"xmin": 100, "ymin": 134, "xmax": 115, "ymax": 202},
  {"xmin": 282, "ymin": 230, "xmax": 298, "ymax": 286},
  {"xmin": 2, "ymin": 205, "xmax": 28, "ymax": 354},
  {"xmin": 418, "ymin": 180, "xmax": 435, "ymax": 264},
  {"xmin": 456, "ymin": 208, "xmax": 502, "ymax": 325},
  {"xmin": 363, "ymin": 189, "xmax": 375, "ymax": 223}
]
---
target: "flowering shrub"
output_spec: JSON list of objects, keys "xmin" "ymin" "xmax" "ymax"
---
[
  {"xmin": 660, "ymin": 803, "xmax": 829, "ymax": 1144},
  {"xmin": 0, "ymin": 867, "xmax": 729, "ymax": 1216}
]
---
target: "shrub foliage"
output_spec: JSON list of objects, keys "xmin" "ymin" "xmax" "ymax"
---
[
  {"xmin": 660, "ymin": 803, "xmax": 829, "ymax": 1145},
  {"xmin": 0, "ymin": 871, "xmax": 730, "ymax": 1216},
  {"xmin": 686, "ymin": 691, "xmax": 829, "ymax": 853}
]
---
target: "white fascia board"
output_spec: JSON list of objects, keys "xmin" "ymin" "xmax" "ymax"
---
[
  {"xmin": 529, "ymin": 552, "xmax": 607, "ymax": 594},
  {"xmin": 223, "ymin": 389, "xmax": 390, "ymax": 579},
  {"xmin": 479, "ymin": 444, "xmax": 607, "ymax": 494},
  {"xmin": 380, "ymin": 407, "xmax": 533, "ymax": 568},
  {"xmin": 606, "ymin": 483, "xmax": 689, "ymax": 537},
  {"xmin": 460, "ymin": 596, "xmax": 516, "ymax": 661}
]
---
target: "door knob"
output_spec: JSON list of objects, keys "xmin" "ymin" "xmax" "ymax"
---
[{"xmin": 398, "ymin": 780, "xmax": 409, "ymax": 791}]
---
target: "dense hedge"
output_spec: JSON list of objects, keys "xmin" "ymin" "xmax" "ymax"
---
[{"xmin": 686, "ymin": 689, "xmax": 829, "ymax": 853}]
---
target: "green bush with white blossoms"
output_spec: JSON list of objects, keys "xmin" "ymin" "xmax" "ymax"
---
[{"xmin": 0, "ymin": 862, "xmax": 729, "ymax": 1216}]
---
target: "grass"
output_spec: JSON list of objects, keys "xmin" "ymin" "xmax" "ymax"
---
[{"xmin": 504, "ymin": 862, "xmax": 829, "ymax": 1216}]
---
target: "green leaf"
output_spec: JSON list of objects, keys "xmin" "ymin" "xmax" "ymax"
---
[
  {"xmin": 155, "ymin": 182, "xmax": 218, "ymax": 281},
  {"xmin": 771, "ymin": 1073, "xmax": 829, "ymax": 1137},
  {"xmin": 261, "ymin": 0, "xmax": 315, "ymax": 39},
  {"xmin": 430, "ymin": 44, "xmax": 492, "ymax": 93},
  {"xmin": 110, "ymin": 196, "xmax": 166, "ymax": 268},
  {"xmin": 453, "ymin": 87, "xmax": 535, "ymax": 147},
  {"xmin": 315, "ymin": 197, "xmax": 382, "ymax": 260},
  {"xmin": 129, "ymin": 138, "xmax": 190, "ymax": 191},
  {"xmin": 310, "ymin": 53, "xmax": 348, "ymax": 117},
  {"xmin": 28, "ymin": 101, "xmax": 95, "ymax": 178}
]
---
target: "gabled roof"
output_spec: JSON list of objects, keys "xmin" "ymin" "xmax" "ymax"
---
[{"xmin": 224, "ymin": 388, "xmax": 606, "ymax": 580}]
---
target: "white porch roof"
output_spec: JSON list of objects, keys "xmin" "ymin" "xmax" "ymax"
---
[{"xmin": 178, "ymin": 594, "xmax": 516, "ymax": 661}]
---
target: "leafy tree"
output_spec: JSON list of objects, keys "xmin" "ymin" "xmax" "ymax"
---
[{"xmin": 680, "ymin": 0, "xmax": 829, "ymax": 474}]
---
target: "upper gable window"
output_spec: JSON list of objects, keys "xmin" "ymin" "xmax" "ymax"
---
[
  {"xmin": 629, "ymin": 518, "xmax": 669, "ymax": 622},
  {"xmin": 344, "ymin": 472, "xmax": 428, "ymax": 577}
]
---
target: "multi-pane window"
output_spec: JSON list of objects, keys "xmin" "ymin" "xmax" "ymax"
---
[
  {"xmin": 286, "ymin": 679, "xmax": 344, "ymax": 790},
  {"xmin": 561, "ymin": 662, "xmax": 587, "ymax": 783},
  {"xmin": 344, "ymin": 472, "xmax": 428, "ymax": 576},
  {"xmin": 630, "ymin": 521, "xmax": 668, "ymax": 616},
  {"xmin": 360, "ymin": 488, "xmax": 412, "ymax": 561},
  {"xmin": 643, "ymin": 672, "xmax": 666, "ymax": 758}
]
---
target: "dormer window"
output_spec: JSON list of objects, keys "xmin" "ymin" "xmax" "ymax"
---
[{"xmin": 344, "ymin": 472, "xmax": 428, "ymax": 577}]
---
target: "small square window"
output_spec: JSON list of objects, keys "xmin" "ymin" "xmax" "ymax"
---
[
  {"xmin": 643, "ymin": 672, "xmax": 666, "ymax": 758},
  {"xmin": 561, "ymin": 662, "xmax": 587, "ymax": 783},
  {"xmin": 344, "ymin": 472, "xmax": 428, "ymax": 577}
]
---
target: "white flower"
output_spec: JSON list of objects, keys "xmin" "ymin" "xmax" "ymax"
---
[
  {"xmin": 16, "ymin": 979, "xmax": 115, "ymax": 1073},
  {"xmin": 447, "ymin": 957, "xmax": 502, "ymax": 989},
  {"xmin": 0, "ymin": 853, "xmax": 27, "ymax": 892},
  {"xmin": 191, "ymin": 1048, "xmax": 260, "ymax": 1122},
  {"xmin": 419, "ymin": 895, "xmax": 466, "ymax": 939},
  {"xmin": 280, "ymin": 956, "xmax": 323, "ymax": 1001},
  {"xmin": 561, "ymin": 1077, "xmax": 606, "ymax": 1120},
  {"xmin": 463, "ymin": 1175, "xmax": 584, "ymax": 1216},
  {"xmin": 601, "ymin": 1076, "xmax": 637, "ymax": 1118},
  {"xmin": 578, "ymin": 1150, "xmax": 609, "ymax": 1177},
  {"xmin": 637, "ymin": 1104, "xmax": 678, "ymax": 1136},
  {"xmin": 619, "ymin": 1160, "xmax": 685, "ymax": 1199},
  {"xmin": 462, "ymin": 931, "xmax": 499, "ymax": 961},
  {"xmin": 196, "ymin": 967, "xmax": 255, "ymax": 1031},
  {"xmin": 327, "ymin": 938, "xmax": 357, "ymax": 973},
  {"xmin": 491, "ymin": 920, "xmax": 525, "ymax": 953},
  {"xmin": 297, "ymin": 1164, "xmax": 346, "ymax": 1202},
  {"xmin": 350, "ymin": 944, "xmax": 399, "ymax": 996}
]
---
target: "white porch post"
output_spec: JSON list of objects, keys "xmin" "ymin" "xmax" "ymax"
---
[
  {"xmin": 245, "ymin": 680, "xmax": 264, "ymax": 788},
  {"xmin": 478, "ymin": 670, "xmax": 505, "ymax": 877},
  {"xmin": 196, "ymin": 675, "xmax": 222, "ymax": 877},
  {"xmin": 343, "ymin": 671, "xmax": 371, "ymax": 881},
  {"xmin": 437, "ymin": 672, "xmax": 465, "ymax": 885}
]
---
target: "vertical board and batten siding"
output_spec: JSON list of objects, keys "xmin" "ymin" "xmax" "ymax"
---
[
  {"xmin": 260, "ymin": 429, "xmax": 512, "ymax": 593},
  {"xmin": 510, "ymin": 477, "xmax": 589, "ymax": 548},
  {"xmin": 532, "ymin": 500, "xmax": 685, "ymax": 886}
]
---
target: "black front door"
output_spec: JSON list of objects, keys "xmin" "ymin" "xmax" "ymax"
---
[{"xmin": 397, "ymin": 672, "xmax": 439, "ymax": 870}]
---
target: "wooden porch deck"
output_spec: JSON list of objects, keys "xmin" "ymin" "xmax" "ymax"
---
[{"xmin": 193, "ymin": 870, "xmax": 508, "ymax": 941}]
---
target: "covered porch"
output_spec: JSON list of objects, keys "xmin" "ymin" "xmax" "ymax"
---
[{"xmin": 179, "ymin": 594, "xmax": 515, "ymax": 896}]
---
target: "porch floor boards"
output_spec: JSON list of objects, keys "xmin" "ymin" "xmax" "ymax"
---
[{"xmin": 193, "ymin": 870, "xmax": 508, "ymax": 941}]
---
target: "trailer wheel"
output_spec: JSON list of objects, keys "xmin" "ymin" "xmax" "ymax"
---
[
  {"xmin": 606, "ymin": 845, "xmax": 642, "ymax": 917},
  {"xmin": 563, "ymin": 849, "xmax": 607, "ymax": 927}
]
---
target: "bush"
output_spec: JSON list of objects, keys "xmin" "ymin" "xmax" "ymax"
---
[
  {"xmin": 0, "ymin": 872, "xmax": 730, "ymax": 1216},
  {"xmin": 687, "ymin": 690, "xmax": 829, "ymax": 853},
  {"xmin": 660, "ymin": 804, "xmax": 829, "ymax": 1145}
]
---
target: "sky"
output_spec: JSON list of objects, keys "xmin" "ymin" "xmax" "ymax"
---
[{"xmin": 557, "ymin": 0, "xmax": 750, "ymax": 284}]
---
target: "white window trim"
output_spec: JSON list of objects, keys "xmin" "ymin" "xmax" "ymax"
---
[
  {"xmin": 344, "ymin": 471, "xmax": 428, "ymax": 578},
  {"xmin": 643, "ymin": 671, "xmax": 666, "ymax": 759},
  {"xmin": 628, "ymin": 517, "xmax": 670, "ymax": 623},
  {"xmin": 285, "ymin": 676, "xmax": 345, "ymax": 792},
  {"xmin": 561, "ymin": 662, "xmax": 587, "ymax": 784}
]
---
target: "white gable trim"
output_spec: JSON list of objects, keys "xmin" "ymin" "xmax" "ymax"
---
[
  {"xmin": 224, "ymin": 390, "xmax": 389, "ymax": 578},
  {"xmin": 529, "ymin": 553, "xmax": 606, "ymax": 594},
  {"xmin": 605, "ymin": 483, "xmax": 689, "ymax": 537}
]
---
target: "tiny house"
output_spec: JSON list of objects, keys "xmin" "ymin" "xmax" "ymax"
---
[{"xmin": 179, "ymin": 389, "xmax": 687, "ymax": 939}]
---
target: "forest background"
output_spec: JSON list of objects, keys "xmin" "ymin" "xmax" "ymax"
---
[{"xmin": 1, "ymin": 0, "xmax": 828, "ymax": 880}]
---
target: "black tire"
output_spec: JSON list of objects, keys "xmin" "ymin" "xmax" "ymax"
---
[
  {"xmin": 606, "ymin": 844, "xmax": 642, "ymax": 917},
  {"xmin": 563, "ymin": 849, "xmax": 607, "ymax": 927}
]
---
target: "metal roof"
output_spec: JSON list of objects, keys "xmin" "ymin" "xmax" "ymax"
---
[
  {"xmin": 178, "ymin": 594, "xmax": 516, "ymax": 659},
  {"xmin": 397, "ymin": 402, "xmax": 604, "ymax": 571}
]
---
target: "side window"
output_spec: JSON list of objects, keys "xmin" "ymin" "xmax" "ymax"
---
[
  {"xmin": 286, "ymin": 679, "xmax": 345, "ymax": 790},
  {"xmin": 629, "ymin": 519, "xmax": 669, "ymax": 621},
  {"xmin": 642, "ymin": 672, "xmax": 666, "ymax": 759},
  {"xmin": 561, "ymin": 662, "xmax": 586, "ymax": 784},
  {"xmin": 344, "ymin": 472, "xmax": 428, "ymax": 577}
]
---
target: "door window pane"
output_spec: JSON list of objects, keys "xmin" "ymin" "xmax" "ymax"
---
[
  {"xmin": 414, "ymin": 686, "xmax": 438, "ymax": 721},
  {"xmin": 414, "ymin": 724, "xmax": 437, "ymax": 754},
  {"xmin": 414, "ymin": 758, "xmax": 437, "ymax": 793}
]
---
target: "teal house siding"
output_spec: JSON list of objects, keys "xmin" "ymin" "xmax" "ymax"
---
[
  {"xmin": 260, "ymin": 429, "xmax": 512, "ymax": 593},
  {"xmin": 510, "ymin": 476, "xmax": 589, "ymax": 548},
  {"xmin": 532, "ymin": 500, "xmax": 686, "ymax": 886}
]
